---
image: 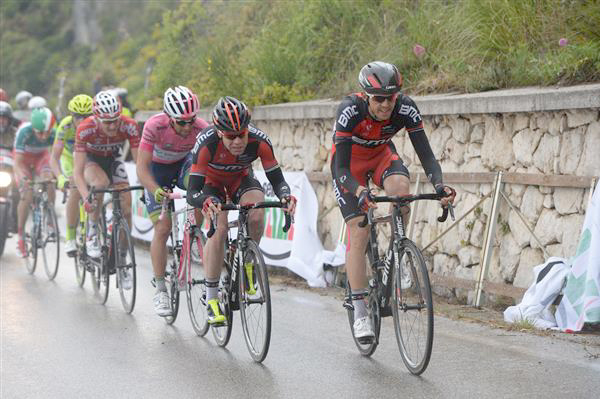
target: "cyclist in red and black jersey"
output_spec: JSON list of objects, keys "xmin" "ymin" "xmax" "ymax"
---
[
  {"xmin": 331, "ymin": 61, "xmax": 455, "ymax": 340},
  {"xmin": 187, "ymin": 96, "xmax": 296, "ymax": 324}
]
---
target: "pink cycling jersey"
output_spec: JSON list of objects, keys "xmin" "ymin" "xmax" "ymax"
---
[{"xmin": 139, "ymin": 113, "xmax": 208, "ymax": 164}]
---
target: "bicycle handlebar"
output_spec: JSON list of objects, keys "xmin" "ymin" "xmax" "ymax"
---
[
  {"xmin": 158, "ymin": 192, "xmax": 185, "ymax": 221},
  {"xmin": 207, "ymin": 201, "xmax": 292, "ymax": 238},
  {"xmin": 358, "ymin": 192, "xmax": 455, "ymax": 228}
]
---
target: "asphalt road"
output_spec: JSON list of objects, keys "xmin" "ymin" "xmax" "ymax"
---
[{"xmin": 1, "ymin": 235, "xmax": 599, "ymax": 399}]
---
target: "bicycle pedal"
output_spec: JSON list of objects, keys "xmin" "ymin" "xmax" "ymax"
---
[{"xmin": 357, "ymin": 336, "xmax": 375, "ymax": 344}]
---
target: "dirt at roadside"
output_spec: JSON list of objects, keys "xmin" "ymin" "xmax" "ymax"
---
[{"xmin": 269, "ymin": 274, "xmax": 600, "ymax": 353}]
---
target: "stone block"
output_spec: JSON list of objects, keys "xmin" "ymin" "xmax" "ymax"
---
[
  {"xmin": 464, "ymin": 143, "xmax": 482, "ymax": 160},
  {"xmin": 513, "ymin": 247, "xmax": 545, "ymax": 288},
  {"xmin": 498, "ymin": 233, "xmax": 521, "ymax": 283},
  {"xmin": 576, "ymin": 121, "xmax": 600, "ymax": 177},
  {"xmin": 558, "ymin": 126, "xmax": 585, "ymax": 174},
  {"xmin": 508, "ymin": 211, "xmax": 531, "ymax": 248},
  {"xmin": 543, "ymin": 194, "xmax": 553, "ymax": 209},
  {"xmin": 481, "ymin": 117, "xmax": 514, "ymax": 169},
  {"xmin": 450, "ymin": 117, "xmax": 471, "ymax": 143},
  {"xmin": 513, "ymin": 113, "xmax": 530, "ymax": 132},
  {"xmin": 469, "ymin": 220, "xmax": 485, "ymax": 248},
  {"xmin": 546, "ymin": 243, "xmax": 564, "ymax": 258},
  {"xmin": 553, "ymin": 187, "xmax": 583, "ymax": 215},
  {"xmin": 532, "ymin": 133, "xmax": 560, "ymax": 173},
  {"xmin": 559, "ymin": 213, "xmax": 585, "ymax": 258},
  {"xmin": 470, "ymin": 123, "xmax": 485, "ymax": 143},
  {"xmin": 512, "ymin": 128, "xmax": 541, "ymax": 167},
  {"xmin": 446, "ymin": 138, "xmax": 465, "ymax": 164},
  {"xmin": 458, "ymin": 246, "xmax": 480, "ymax": 268},
  {"xmin": 428, "ymin": 125, "xmax": 452, "ymax": 159},
  {"xmin": 520, "ymin": 186, "xmax": 544, "ymax": 223},
  {"xmin": 531, "ymin": 209, "xmax": 560, "ymax": 247},
  {"xmin": 548, "ymin": 113, "xmax": 566, "ymax": 136},
  {"xmin": 566, "ymin": 109, "xmax": 597, "ymax": 128},
  {"xmin": 433, "ymin": 253, "xmax": 459, "ymax": 276}
]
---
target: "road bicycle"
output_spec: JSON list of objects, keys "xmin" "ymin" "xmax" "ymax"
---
[
  {"xmin": 23, "ymin": 179, "xmax": 60, "ymax": 280},
  {"xmin": 75, "ymin": 185, "xmax": 143, "ymax": 313},
  {"xmin": 344, "ymin": 185, "xmax": 453, "ymax": 375},
  {"xmin": 187, "ymin": 201, "xmax": 292, "ymax": 362}
]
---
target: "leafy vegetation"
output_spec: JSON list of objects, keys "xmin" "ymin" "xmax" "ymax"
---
[{"xmin": 1, "ymin": 0, "xmax": 598, "ymax": 113}]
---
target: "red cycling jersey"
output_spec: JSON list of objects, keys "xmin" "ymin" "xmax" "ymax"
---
[{"xmin": 75, "ymin": 115, "xmax": 140, "ymax": 158}]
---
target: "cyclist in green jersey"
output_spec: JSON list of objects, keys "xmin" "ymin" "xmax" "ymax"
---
[{"xmin": 50, "ymin": 94, "xmax": 93, "ymax": 255}]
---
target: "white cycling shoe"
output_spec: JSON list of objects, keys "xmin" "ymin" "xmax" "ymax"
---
[
  {"xmin": 86, "ymin": 235, "xmax": 101, "ymax": 258},
  {"xmin": 65, "ymin": 240, "xmax": 77, "ymax": 257},
  {"xmin": 153, "ymin": 291, "xmax": 172, "ymax": 317},
  {"xmin": 353, "ymin": 316, "xmax": 375, "ymax": 341}
]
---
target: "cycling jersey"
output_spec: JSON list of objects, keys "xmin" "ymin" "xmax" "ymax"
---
[
  {"xmin": 55, "ymin": 115, "xmax": 76, "ymax": 160},
  {"xmin": 75, "ymin": 115, "xmax": 140, "ymax": 158},
  {"xmin": 187, "ymin": 124, "xmax": 290, "ymax": 208},
  {"xmin": 14, "ymin": 122, "xmax": 55, "ymax": 155},
  {"xmin": 139, "ymin": 113, "xmax": 209, "ymax": 164}
]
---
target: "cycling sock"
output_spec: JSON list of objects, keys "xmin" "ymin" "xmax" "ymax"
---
[
  {"xmin": 66, "ymin": 226, "xmax": 76, "ymax": 241},
  {"xmin": 155, "ymin": 276, "xmax": 167, "ymax": 292},
  {"xmin": 352, "ymin": 289, "xmax": 368, "ymax": 320},
  {"xmin": 206, "ymin": 278, "xmax": 220, "ymax": 301},
  {"xmin": 87, "ymin": 225, "xmax": 97, "ymax": 239}
]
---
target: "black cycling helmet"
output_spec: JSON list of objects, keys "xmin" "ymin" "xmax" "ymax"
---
[
  {"xmin": 358, "ymin": 61, "xmax": 403, "ymax": 96},
  {"xmin": 212, "ymin": 96, "xmax": 251, "ymax": 132}
]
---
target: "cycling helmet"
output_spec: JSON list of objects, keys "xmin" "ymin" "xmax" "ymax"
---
[
  {"xmin": 163, "ymin": 86, "xmax": 199, "ymax": 120},
  {"xmin": 68, "ymin": 94, "xmax": 93, "ymax": 115},
  {"xmin": 212, "ymin": 96, "xmax": 251, "ymax": 132},
  {"xmin": 93, "ymin": 91, "xmax": 121, "ymax": 120},
  {"xmin": 15, "ymin": 90, "xmax": 33, "ymax": 109},
  {"xmin": 30, "ymin": 107, "xmax": 55, "ymax": 133},
  {"xmin": 0, "ymin": 89, "xmax": 7, "ymax": 102},
  {"xmin": 0, "ymin": 101, "xmax": 13, "ymax": 119},
  {"xmin": 358, "ymin": 61, "xmax": 403, "ymax": 96},
  {"xmin": 28, "ymin": 96, "xmax": 47, "ymax": 109}
]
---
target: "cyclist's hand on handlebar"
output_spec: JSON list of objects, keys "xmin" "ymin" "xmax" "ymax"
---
[
  {"xmin": 154, "ymin": 187, "xmax": 169, "ymax": 204},
  {"xmin": 357, "ymin": 189, "xmax": 377, "ymax": 212},
  {"xmin": 57, "ymin": 174, "xmax": 68, "ymax": 190},
  {"xmin": 83, "ymin": 198, "xmax": 96, "ymax": 213},
  {"xmin": 282, "ymin": 195, "xmax": 297, "ymax": 216},
  {"xmin": 436, "ymin": 185, "xmax": 456, "ymax": 208},
  {"xmin": 201, "ymin": 197, "xmax": 221, "ymax": 221}
]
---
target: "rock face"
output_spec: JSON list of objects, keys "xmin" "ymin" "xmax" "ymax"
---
[{"xmin": 252, "ymin": 106, "xmax": 596, "ymax": 301}]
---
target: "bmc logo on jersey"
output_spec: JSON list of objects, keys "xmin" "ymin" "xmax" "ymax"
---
[
  {"xmin": 337, "ymin": 105, "xmax": 359, "ymax": 128},
  {"xmin": 249, "ymin": 126, "xmax": 272, "ymax": 146},
  {"xmin": 398, "ymin": 104, "xmax": 421, "ymax": 123}
]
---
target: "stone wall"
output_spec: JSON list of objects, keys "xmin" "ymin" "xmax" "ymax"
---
[{"xmin": 136, "ymin": 84, "xmax": 600, "ymax": 296}]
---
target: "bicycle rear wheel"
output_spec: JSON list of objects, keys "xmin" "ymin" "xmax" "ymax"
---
[
  {"xmin": 186, "ymin": 231, "xmax": 209, "ymax": 336},
  {"xmin": 114, "ymin": 220, "xmax": 137, "ymax": 314},
  {"xmin": 164, "ymin": 258, "xmax": 180, "ymax": 325},
  {"xmin": 41, "ymin": 205, "xmax": 60, "ymax": 280},
  {"xmin": 24, "ymin": 206, "xmax": 38, "ymax": 274},
  {"xmin": 392, "ymin": 239, "xmax": 434, "ymax": 375},
  {"xmin": 239, "ymin": 239, "xmax": 271, "ymax": 362}
]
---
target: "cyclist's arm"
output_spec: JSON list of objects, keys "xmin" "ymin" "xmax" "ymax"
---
[
  {"xmin": 136, "ymin": 148, "xmax": 159, "ymax": 194},
  {"xmin": 257, "ymin": 140, "xmax": 291, "ymax": 199},
  {"xmin": 408, "ymin": 129, "xmax": 443, "ymax": 190},
  {"xmin": 334, "ymin": 139, "xmax": 363, "ymax": 196},
  {"xmin": 186, "ymin": 145, "xmax": 213, "ymax": 208},
  {"xmin": 13, "ymin": 152, "xmax": 28, "ymax": 182},
  {"xmin": 50, "ymin": 140, "xmax": 64, "ymax": 178},
  {"xmin": 130, "ymin": 147, "xmax": 138, "ymax": 163}
]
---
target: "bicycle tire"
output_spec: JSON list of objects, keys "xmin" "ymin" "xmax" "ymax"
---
[
  {"xmin": 91, "ymin": 215, "xmax": 109, "ymax": 304},
  {"xmin": 345, "ymin": 280, "xmax": 381, "ymax": 357},
  {"xmin": 24, "ymin": 205, "xmax": 38, "ymax": 274},
  {"xmin": 186, "ymin": 231, "xmax": 209, "ymax": 336},
  {"xmin": 73, "ymin": 210, "xmax": 86, "ymax": 287},
  {"xmin": 211, "ymin": 244, "xmax": 234, "ymax": 347},
  {"xmin": 239, "ymin": 239, "xmax": 272, "ymax": 362},
  {"xmin": 41, "ymin": 205, "xmax": 60, "ymax": 280},
  {"xmin": 0, "ymin": 203, "xmax": 8, "ymax": 257},
  {"xmin": 164, "ymin": 258, "xmax": 180, "ymax": 325},
  {"xmin": 114, "ymin": 219, "xmax": 137, "ymax": 314},
  {"xmin": 392, "ymin": 239, "xmax": 434, "ymax": 375}
]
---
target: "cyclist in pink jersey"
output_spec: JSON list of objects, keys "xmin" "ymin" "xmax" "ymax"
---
[{"xmin": 136, "ymin": 86, "xmax": 208, "ymax": 317}]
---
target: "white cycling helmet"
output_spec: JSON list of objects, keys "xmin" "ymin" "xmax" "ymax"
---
[
  {"xmin": 15, "ymin": 90, "xmax": 33, "ymax": 109},
  {"xmin": 93, "ymin": 90, "xmax": 121, "ymax": 120},
  {"xmin": 28, "ymin": 96, "xmax": 47, "ymax": 110},
  {"xmin": 163, "ymin": 86, "xmax": 199, "ymax": 121}
]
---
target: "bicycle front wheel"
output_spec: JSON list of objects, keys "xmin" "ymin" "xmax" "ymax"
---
[
  {"xmin": 24, "ymin": 206, "xmax": 38, "ymax": 274},
  {"xmin": 392, "ymin": 239, "xmax": 434, "ymax": 375},
  {"xmin": 41, "ymin": 205, "xmax": 60, "ymax": 280},
  {"xmin": 73, "ymin": 216, "xmax": 86, "ymax": 287},
  {"xmin": 186, "ymin": 231, "xmax": 209, "ymax": 336},
  {"xmin": 164, "ymin": 258, "xmax": 180, "ymax": 325},
  {"xmin": 239, "ymin": 239, "xmax": 271, "ymax": 362},
  {"xmin": 114, "ymin": 220, "xmax": 137, "ymax": 314},
  {"xmin": 90, "ymin": 218, "xmax": 109, "ymax": 304}
]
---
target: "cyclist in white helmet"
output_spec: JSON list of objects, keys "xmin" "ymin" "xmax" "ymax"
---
[
  {"xmin": 15, "ymin": 91, "xmax": 33, "ymax": 110},
  {"xmin": 136, "ymin": 85, "xmax": 208, "ymax": 317},
  {"xmin": 28, "ymin": 96, "xmax": 47, "ymax": 110}
]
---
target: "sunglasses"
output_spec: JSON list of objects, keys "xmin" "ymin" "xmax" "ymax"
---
[
  {"xmin": 220, "ymin": 128, "xmax": 247, "ymax": 140},
  {"xmin": 100, "ymin": 118, "xmax": 119, "ymax": 125},
  {"xmin": 368, "ymin": 93, "xmax": 398, "ymax": 104},
  {"xmin": 174, "ymin": 117, "xmax": 196, "ymax": 126},
  {"xmin": 73, "ymin": 113, "xmax": 91, "ymax": 120}
]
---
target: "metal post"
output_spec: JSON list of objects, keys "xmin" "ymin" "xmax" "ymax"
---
[
  {"xmin": 407, "ymin": 173, "xmax": 421, "ymax": 239},
  {"xmin": 475, "ymin": 171, "xmax": 503, "ymax": 307},
  {"xmin": 588, "ymin": 177, "xmax": 597, "ymax": 208}
]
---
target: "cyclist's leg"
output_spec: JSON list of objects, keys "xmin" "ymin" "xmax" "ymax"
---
[
  {"xmin": 15, "ymin": 166, "xmax": 33, "ymax": 254},
  {"xmin": 375, "ymin": 150, "xmax": 411, "ymax": 223},
  {"xmin": 83, "ymin": 159, "xmax": 110, "ymax": 224},
  {"xmin": 37, "ymin": 151, "xmax": 55, "ymax": 204},
  {"xmin": 111, "ymin": 161, "xmax": 131, "ymax": 226},
  {"xmin": 62, "ymin": 156, "xmax": 80, "ymax": 246},
  {"xmin": 233, "ymin": 175, "xmax": 265, "ymax": 243}
]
